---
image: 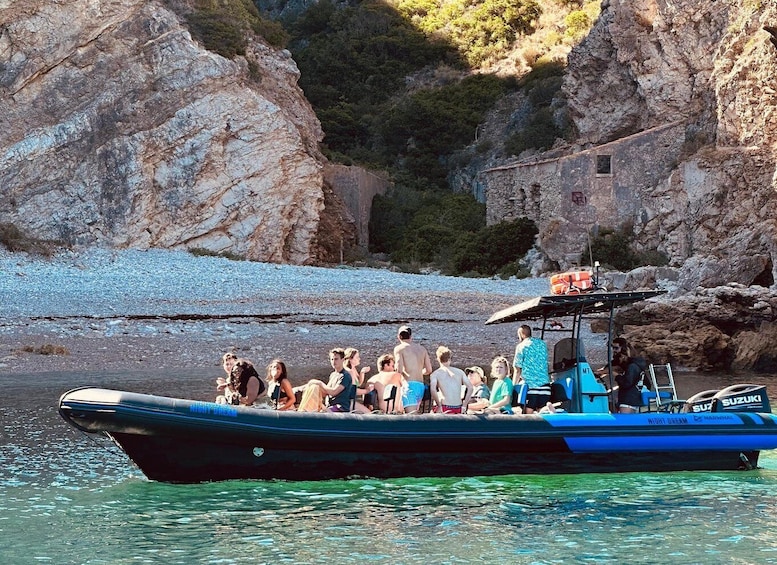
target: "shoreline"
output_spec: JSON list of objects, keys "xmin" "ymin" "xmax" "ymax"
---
[{"xmin": 1, "ymin": 248, "xmax": 580, "ymax": 379}]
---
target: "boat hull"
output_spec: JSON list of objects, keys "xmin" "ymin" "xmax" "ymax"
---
[{"xmin": 59, "ymin": 388, "xmax": 777, "ymax": 483}]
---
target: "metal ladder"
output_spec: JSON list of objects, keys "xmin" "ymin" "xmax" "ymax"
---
[{"xmin": 648, "ymin": 363, "xmax": 678, "ymax": 411}]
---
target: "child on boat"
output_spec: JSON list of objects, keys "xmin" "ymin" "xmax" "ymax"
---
[
  {"xmin": 478, "ymin": 356, "xmax": 514, "ymax": 414},
  {"xmin": 464, "ymin": 366, "xmax": 490, "ymax": 412}
]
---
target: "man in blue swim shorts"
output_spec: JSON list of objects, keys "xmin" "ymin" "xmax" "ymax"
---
[{"xmin": 393, "ymin": 325, "xmax": 433, "ymax": 413}]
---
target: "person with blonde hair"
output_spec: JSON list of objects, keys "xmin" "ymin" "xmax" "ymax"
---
[
  {"xmin": 429, "ymin": 346, "xmax": 472, "ymax": 414},
  {"xmin": 483, "ymin": 356, "xmax": 514, "ymax": 414},
  {"xmin": 344, "ymin": 347, "xmax": 373, "ymax": 413}
]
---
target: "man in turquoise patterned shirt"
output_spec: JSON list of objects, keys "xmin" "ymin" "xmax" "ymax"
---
[{"xmin": 513, "ymin": 324, "xmax": 550, "ymax": 414}]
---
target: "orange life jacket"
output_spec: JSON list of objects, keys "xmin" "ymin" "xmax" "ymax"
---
[{"xmin": 549, "ymin": 270, "xmax": 594, "ymax": 295}]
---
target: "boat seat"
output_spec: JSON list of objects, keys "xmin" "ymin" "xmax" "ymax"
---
[
  {"xmin": 269, "ymin": 383, "xmax": 282, "ymax": 409},
  {"xmin": 548, "ymin": 378, "xmax": 572, "ymax": 411},
  {"xmin": 641, "ymin": 389, "xmax": 672, "ymax": 406},
  {"xmin": 348, "ymin": 384, "xmax": 358, "ymax": 412},
  {"xmin": 420, "ymin": 384, "xmax": 433, "ymax": 413},
  {"xmin": 552, "ymin": 377, "xmax": 573, "ymax": 402},
  {"xmin": 384, "ymin": 385, "xmax": 398, "ymax": 414},
  {"xmin": 364, "ymin": 389, "xmax": 378, "ymax": 411},
  {"xmin": 512, "ymin": 383, "xmax": 528, "ymax": 408},
  {"xmin": 553, "ymin": 358, "xmax": 577, "ymax": 371}
]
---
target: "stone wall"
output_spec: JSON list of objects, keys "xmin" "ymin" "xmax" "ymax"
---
[
  {"xmin": 482, "ymin": 121, "xmax": 687, "ymax": 269},
  {"xmin": 324, "ymin": 164, "xmax": 391, "ymax": 249}
]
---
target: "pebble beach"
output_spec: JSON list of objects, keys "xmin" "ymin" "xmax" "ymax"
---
[{"xmin": 1, "ymin": 248, "xmax": 588, "ymax": 382}]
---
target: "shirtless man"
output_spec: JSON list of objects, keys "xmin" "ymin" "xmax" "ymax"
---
[
  {"xmin": 367, "ymin": 354, "xmax": 406, "ymax": 413},
  {"xmin": 429, "ymin": 346, "xmax": 472, "ymax": 414},
  {"xmin": 393, "ymin": 325, "xmax": 433, "ymax": 413}
]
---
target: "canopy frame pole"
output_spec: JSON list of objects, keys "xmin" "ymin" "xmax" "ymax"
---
[{"xmin": 606, "ymin": 300, "xmax": 616, "ymax": 412}]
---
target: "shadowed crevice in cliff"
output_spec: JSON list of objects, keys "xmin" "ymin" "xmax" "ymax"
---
[{"xmin": 765, "ymin": 26, "xmax": 777, "ymax": 50}]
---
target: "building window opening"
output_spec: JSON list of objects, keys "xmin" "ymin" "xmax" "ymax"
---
[{"xmin": 596, "ymin": 154, "xmax": 612, "ymax": 175}]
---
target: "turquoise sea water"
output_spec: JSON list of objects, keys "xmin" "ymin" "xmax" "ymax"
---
[{"xmin": 3, "ymin": 371, "xmax": 777, "ymax": 564}]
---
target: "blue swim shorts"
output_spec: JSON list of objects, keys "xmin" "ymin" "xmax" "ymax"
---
[{"xmin": 402, "ymin": 381, "xmax": 425, "ymax": 407}]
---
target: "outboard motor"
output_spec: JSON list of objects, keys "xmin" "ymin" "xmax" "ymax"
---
[
  {"xmin": 711, "ymin": 384, "xmax": 771, "ymax": 413},
  {"xmin": 682, "ymin": 389, "xmax": 720, "ymax": 413}
]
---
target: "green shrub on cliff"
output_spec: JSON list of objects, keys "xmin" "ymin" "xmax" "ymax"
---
[
  {"xmin": 369, "ymin": 189, "xmax": 536, "ymax": 275},
  {"xmin": 583, "ymin": 225, "xmax": 669, "ymax": 270},
  {"xmin": 377, "ymin": 74, "xmax": 511, "ymax": 184},
  {"xmin": 504, "ymin": 59, "xmax": 567, "ymax": 155},
  {"xmin": 396, "ymin": 0, "xmax": 542, "ymax": 65},
  {"xmin": 185, "ymin": 0, "xmax": 288, "ymax": 57},
  {"xmin": 564, "ymin": 10, "xmax": 591, "ymax": 39},
  {"xmin": 370, "ymin": 189, "xmax": 484, "ymax": 263},
  {"xmin": 291, "ymin": 0, "xmax": 453, "ymax": 109}
]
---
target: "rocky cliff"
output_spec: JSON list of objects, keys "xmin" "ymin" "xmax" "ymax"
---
[
  {"xmin": 564, "ymin": 0, "xmax": 777, "ymax": 372},
  {"xmin": 0, "ymin": 0, "xmax": 331, "ymax": 264},
  {"xmin": 563, "ymin": 0, "xmax": 777, "ymax": 290},
  {"xmin": 472, "ymin": 0, "xmax": 777, "ymax": 371}
]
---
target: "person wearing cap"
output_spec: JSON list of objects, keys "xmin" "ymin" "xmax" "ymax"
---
[
  {"xmin": 429, "ymin": 346, "xmax": 472, "ymax": 414},
  {"xmin": 465, "ymin": 365, "xmax": 490, "ymax": 412},
  {"xmin": 393, "ymin": 324, "xmax": 433, "ymax": 413}
]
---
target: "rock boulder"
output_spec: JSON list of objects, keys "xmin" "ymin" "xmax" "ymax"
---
[{"xmin": 612, "ymin": 284, "xmax": 777, "ymax": 372}]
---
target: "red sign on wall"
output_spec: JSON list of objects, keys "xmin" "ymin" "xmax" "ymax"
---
[{"xmin": 571, "ymin": 191, "xmax": 587, "ymax": 205}]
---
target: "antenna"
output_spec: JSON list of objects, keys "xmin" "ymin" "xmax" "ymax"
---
[{"xmin": 586, "ymin": 227, "xmax": 594, "ymax": 268}]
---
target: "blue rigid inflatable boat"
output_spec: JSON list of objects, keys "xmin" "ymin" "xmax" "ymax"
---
[
  {"xmin": 58, "ymin": 387, "xmax": 777, "ymax": 483},
  {"xmin": 58, "ymin": 291, "xmax": 777, "ymax": 482}
]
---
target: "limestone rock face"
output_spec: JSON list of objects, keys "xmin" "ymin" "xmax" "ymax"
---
[
  {"xmin": 565, "ymin": 0, "xmax": 728, "ymax": 145},
  {"xmin": 0, "ymin": 0, "xmax": 328, "ymax": 264},
  {"xmin": 561, "ymin": 0, "xmax": 777, "ymax": 289}
]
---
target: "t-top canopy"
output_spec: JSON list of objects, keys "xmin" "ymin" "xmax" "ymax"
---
[{"xmin": 485, "ymin": 290, "xmax": 665, "ymax": 325}]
